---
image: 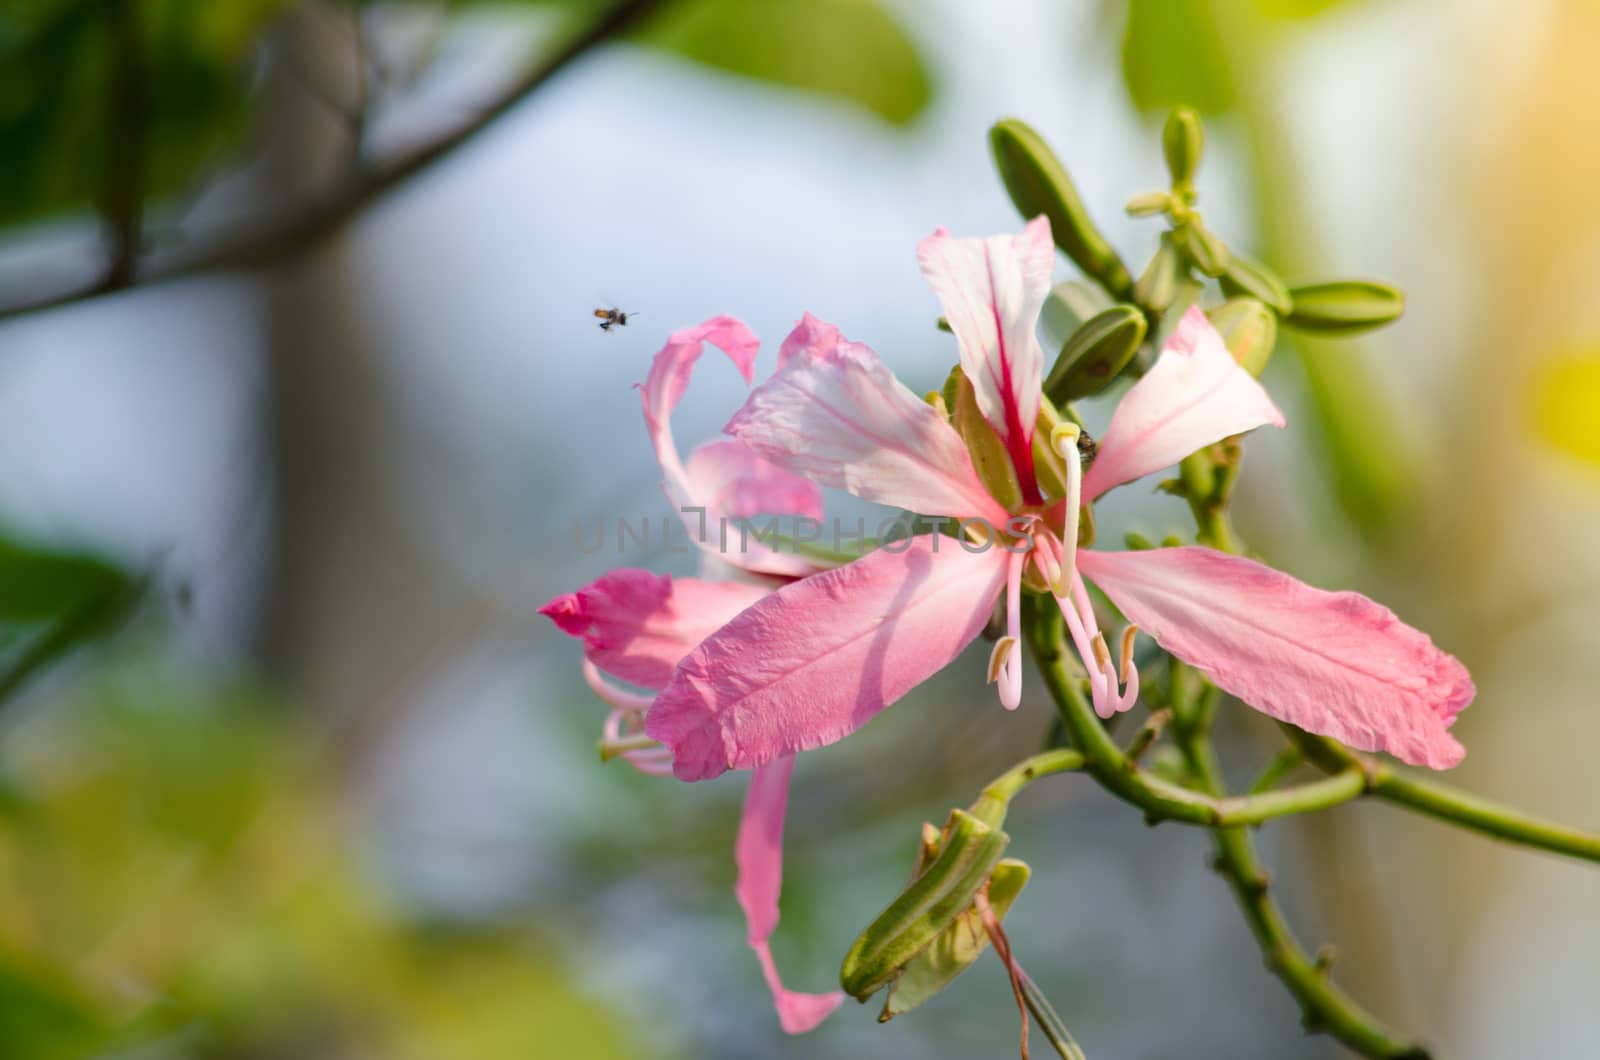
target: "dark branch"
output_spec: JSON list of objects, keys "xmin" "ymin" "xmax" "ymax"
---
[{"xmin": 0, "ymin": 0, "xmax": 667, "ymax": 322}]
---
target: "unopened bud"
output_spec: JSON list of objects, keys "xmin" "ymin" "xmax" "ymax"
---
[
  {"xmin": 1206, "ymin": 297, "xmax": 1278, "ymax": 376},
  {"xmin": 1284, "ymin": 280, "xmax": 1404, "ymax": 336},
  {"xmin": 990, "ymin": 118, "xmax": 1134, "ymax": 298},
  {"xmin": 1045, "ymin": 304, "xmax": 1146, "ymax": 404},
  {"xmin": 1220, "ymin": 252, "xmax": 1292, "ymax": 315},
  {"xmin": 1125, "ymin": 191, "xmax": 1172, "ymax": 217},
  {"xmin": 1040, "ymin": 280, "xmax": 1113, "ymax": 348},
  {"xmin": 1134, "ymin": 232, "xmax": 1184, "ymax": 312},
  {"xmin": 1162, "ymin": 106, "xmax": 1204, "ymax": 191},
  {"xmin": 1175, "ymin": 220, "xmax": 1230, "ymax": 277}
]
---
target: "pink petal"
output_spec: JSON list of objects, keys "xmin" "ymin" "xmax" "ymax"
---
[
  {"xmin": 1082, "ymin": 306, "xmax": 1286, "ymax": 501},
  {"xmin": 917, "ymin": 218, "xmax": 1054, "ymax": 497},
  {"xmin": 648, "ymin": 535, "xmax": 1010, "ymax": 780},
  {"xmin": 725, "ymin": 314, "xmax": 1010, "ymax": 526},
  {"xmin": 1078, "ymin": 547, "xmax": 1474, "ymax": 769},
  {"xmin": 686, "ymin": 439, "xmax": 824, "ymax": 522},
  {"xmin": 641, "ymin": 316, "xmax": 817, "ymax": 577},
  {"xmin": 737, "ymin": 757, "xmax": 846, "ymax": 1034},
  {"xmin": 539, "ymin": 570, "xmax": 771, "ymax": 690}
]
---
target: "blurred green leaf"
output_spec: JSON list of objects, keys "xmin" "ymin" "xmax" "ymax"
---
[
  {"xmin": 0, "ymin": 0, "xmax": 288, "ymax": 228},
  {"xmin": 1120, "ymin": 0, "xmax": 1237, "ymax": 115},
  {"xmin": 0, "ymin": 950, "xmax": 108, "ymax": 1060},
  {"xmin": 643, "ymin": 0, "xmax": 932, "ymax": 124}
]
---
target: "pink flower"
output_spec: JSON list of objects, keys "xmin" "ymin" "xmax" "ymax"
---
[
  {"xmin": 646, "ymin": 221, "xmax": 1474, "ymax": 780},
  {"xmin": 542, "ymin": 320, "xmax": 847, "ymax": 1032}
]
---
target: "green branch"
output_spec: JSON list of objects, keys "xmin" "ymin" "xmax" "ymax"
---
[
  {"xmin": 1284, "ymin": 728, "xmax": 1600, "ymax": 864},
  {"xmin": 1173, "ymin": 717, "xmax": 1430, "ymax": 1060}
]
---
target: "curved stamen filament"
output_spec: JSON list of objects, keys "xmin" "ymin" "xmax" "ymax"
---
[
  {"xmin": 586, "ymin": 660, "xmax": 674, "ymax": 775},
  {"xmin": 996, "ymin": 549, "xmax": 1026, "ymax": 709},
  {"xmin": 1050, "ymin": 421, "xmax": 1084, "ymax": 587}
]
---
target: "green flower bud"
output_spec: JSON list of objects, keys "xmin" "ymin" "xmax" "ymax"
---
[
  {"xmin": 946, "ymin": 368, "xmax": 1024, "ymax": 511},
  {"xmin": 880, "ymin": 859, "xmax": 1032, "ymax": 1021},
  {"xmin": 1133, "ymin": 232, "xmax": 1184, "ymax": 312},
  {"xmin": 840, "ymin": 809, "xmax": 1010, "ymax": 1001},
  {"xmin": 1125, "ymin": 191, "xmax": 1172, "ymax": 217},
  {"xmin": 990, "ymin": 118, "xmax": 1133, "ymax": 298},
  {"xmin": 1175, "ymin": 220, "xmax": 1230, "ymax": 277},
  {"xmin": 1206, "ymin": 297, "xmax": 1278, "ymax": 376},
  {"xmin": 1040, "ymin": 279, "xmax": 1112, "ymax": 348},
  {"xmin": 1220, "ymin": 252, "xmax": 1293, "ymax": 315},
  {"xmin": 1284, "ymin": 280, "xmax": 1405, "ymax": 335},
  {"xmin": 1162, "ymin": 106, "xmax": 1204, "ymax": 190},
  {"xmin": 1045, "ymin": 304, "xmax": 1146, "ymax": 404}
]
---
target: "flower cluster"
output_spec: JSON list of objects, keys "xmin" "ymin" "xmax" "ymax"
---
[{"xmin": 540, "ymin": 217, "xmax": 1472, "ymax": 1035}]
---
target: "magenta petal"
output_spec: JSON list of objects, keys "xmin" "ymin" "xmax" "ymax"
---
[
  {"xmin": 917, "ymin": 218, "xmax": 1053, "ymax": 483},
  {"xmin": 1082, "ymin": 306, "xmax": 1287, "ymax": 501},
  {"xmin": 1078, "ymin": 547, "xmax": 1474, "ymax": 769},
  {"xmin": 640, "ymin": 316, "xmax": 816, "ymax": 577},
  {"xmin": 725, "ymin": 314, "xmax": 1009, "ymax": 526},
  {"xmin": 686, "ymin": 439, "xmax": 825, "ymax": 522},
  {"xmin": 737, "ymin": 757, "xmax": 846, "ymax": 1034},
  {"xmin": 539, "ymin": 570, "xmax": 771, "ymax": 690},
  {"xmin": 648, "ymin": 536, "xmax": 1010, "ymax": 780}
]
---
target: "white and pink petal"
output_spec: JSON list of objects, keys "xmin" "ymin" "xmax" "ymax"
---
[
  {"xmin": 1082, "ymin": 306, "xmax": 1286, "ymax": 501},
  {"xmin": 725, "ymin": 314, "xmax": 1010, "ymax": 526}
]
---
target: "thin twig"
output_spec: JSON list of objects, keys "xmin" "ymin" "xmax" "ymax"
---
[{"xmin": 0, "ymin": 0, "xmax": 668, "ymax": 322}]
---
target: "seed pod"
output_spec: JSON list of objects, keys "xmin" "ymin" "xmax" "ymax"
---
[
  {"xmin": 1045, "ymin": 304, "xmax": 1146, "ymax": 403},
  {"xmin": 1134, "ymin": 232, "xmax": 1184, "ymax": 313},
  {"xmin": 839, "ymin": 809, "xmax": 1010, "ymax": 1000},
  {"xmin": 1206, "ymin": 297, "xmax": 1278, "ymax": 376},
  {"xmin": 1162, "ymin": 106, "xmax": 1204, "ymax": 190},
  {"xmin": 990, "ymin": 118, "xmax": 1133, "ymax": 298},
  {"xmin": 1220, "ymin": 252, "xmax": 1292, "ymax": 315},
  {"xmin": 880, "ymin": 859, "xmax": 1032, "ymax": 1020},
  {"xmin": 1284, "ymin": 280, "xmax": 1405, "ymax": 335},
  {"xmin": 1175, "ymin": 220, "xmax": 1230, "ymax": 277}
]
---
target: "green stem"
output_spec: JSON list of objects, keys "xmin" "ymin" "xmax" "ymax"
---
[
  {"xmin": 1284, "ymin": 729, "xmax": 1600, "ymax": 864},
  {"xmin": 1172, "ymin": 720, "xmax": 1430, "ymax": 1060},
  {"xmin": 980, "ymin": 748, "xmax": 1086, "ymax": 805},
  {"xmin": 1019, "ymin": 597, "xmax": 1365, "ymax": 828}
]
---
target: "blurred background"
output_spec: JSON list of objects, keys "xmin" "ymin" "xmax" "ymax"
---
[{"xmin": 1, "ymin": 0, "xmax": 1597, "ymax": 1056}]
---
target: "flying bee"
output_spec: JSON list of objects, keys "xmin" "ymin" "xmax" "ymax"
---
[
  {"xmin": 1076, "ymin": 428, "xmax": 1098, "ymax": 467},
  {"xmin": 594, "ymin": 307, "xmax": 635, "ymax": 332}
]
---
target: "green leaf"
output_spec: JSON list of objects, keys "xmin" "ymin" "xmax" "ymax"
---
[
  {"xmin": 0, "ymin": 532, "xmax": 140, "ymax": 704},
  {"xmin": 1120, "ymin": 0, "xmax": 1237, "ymax": 115},
  {"xmin": 1285, "ymin": 280, "xmax": 1404, "ymax": 336},
  {"xmin": 0, "ymin": 0, "xmax": 290, "ymax": 228},
  {"xmin": 880, "ymin": 859, "xmax": 1030, "ymax": 1020},
  {"xmin": 643, "ymin": 0, "xmax": 931, "ymax": 125},
  {"xmin": 0, "ymin": 952, "xmax": 109, "ymax": 1060}
]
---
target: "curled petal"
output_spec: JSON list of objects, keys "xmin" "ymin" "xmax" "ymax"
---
[
  {"xmin": 648, "ymin": 536, "xmax": 1010, "ymax": 780},
  {"xmin": 726, "ymin": 314, "xmax": 1009, "ymax": 525},
  {"xmin": 737, "ymin": 757, "xmax": 847, "ymax": 1034},
  {"xmin": 686, "ymin": 439, "xmax": 825, "ymax": 522},
  {"xmin": 540, "ymin": 570, "xmax": 770, "ymax": 690},
  {"xmin": 917, "ymin": 218, "xmax": 1053, "ymax": 495},
  {"xmin": 641, "ymin": 316, "xmax": 817, "ymax": 576},
  {"xmin": 1082, "ymin": 306, "xmax": 1286, "ymax": 501},
  {"xmin": 1078, "ymin": 546, "xmax": 1473, "ymax": 769}
]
